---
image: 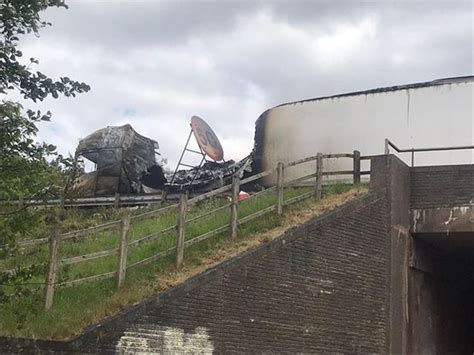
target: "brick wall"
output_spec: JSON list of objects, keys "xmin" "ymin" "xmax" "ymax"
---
[
  {"xmin": 69, "ymin": 191, "xmax": 388, "ymax": 353},
  {"xmin": 410, "ymin": 164, "xmax": 473, "ymax": 209},
  {"xmin": 0, "ymin": 192, "xmax": 390, "ymax": 354}
]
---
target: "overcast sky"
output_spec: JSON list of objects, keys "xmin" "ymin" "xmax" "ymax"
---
[{"xmin": 12, "ymin": 0, "xmax": 474, "ymax": 168}]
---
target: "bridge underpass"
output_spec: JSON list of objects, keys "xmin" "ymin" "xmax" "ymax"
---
[
  {"xmin": 408, "ymin": 183, "xmax": 473, "ymax": 353},
  {"xmin": 409, "ymin": 232, "xmax": 474, "ymax": 354}
]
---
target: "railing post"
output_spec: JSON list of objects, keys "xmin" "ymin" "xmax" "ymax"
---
[
  {"xmin": 315, "ymin": 153, "xmax": 323, "ymax": 200},
  {"xmin": 230, "ymin": 175, "xmax": 240, "ymax": 240},
  {"xmin": 18, "ymin": 197, "xmax": 24, "ymax": 209},
  {"xmin": 114, "ymin": 192, "xmax": 120, "ymax": 209},
  {"xmin": 353, "ymin": 150, "xmax": 361, "ymax": 184},
  {"xmin": 276, "ymin": 162, "xmax": 284, "ymax": 216},
  {"xmin": 384, "ymin": 138, "xmax": 390, "ymax": 154},
  {"xmin": 44, "ymin": 229, "xmax": 60, "ymax": 311},
  {"xmin": 116, "ymin": 213, "xmax": 131, "ymax": 289},
  {"xmin": 176, "ymin": 192, "xmax": 188, "ymax": 269}
]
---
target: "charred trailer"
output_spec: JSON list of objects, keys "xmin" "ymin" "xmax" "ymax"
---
[
  {"xmin": 70, "ymin": 124, "xmax": 166, "ymax": 196},
  {"xmin": 251, "ymin": 76, "xmax": 474, "ymax": 185}
]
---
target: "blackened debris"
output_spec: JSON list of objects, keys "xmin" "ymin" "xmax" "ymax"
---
[
  {"xmin": 165, "ymin": 155, "xmax": 253, "ymax": 193},
  {"xmin": 251, "ymin": 109, "xmax": 270, "ymax": 175},
  {"xmin": 141, "ymin": 165, "xmax": 167, "ymax": 189}
]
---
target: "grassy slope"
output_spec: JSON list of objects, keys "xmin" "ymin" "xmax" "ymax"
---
[{"xmin": 0, "ymin": 184, "xmax": 367, "ymax": 340}]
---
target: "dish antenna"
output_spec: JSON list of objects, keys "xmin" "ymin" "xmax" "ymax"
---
[{"xmin": 170, "ymin": 116, "xmax": 225, "ymax": 186}]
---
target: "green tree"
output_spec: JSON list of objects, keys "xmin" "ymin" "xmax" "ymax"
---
[
  {"xmin": 1, "ymin": 0, "xmax": 90, "ymax": 102},
  {"xmin": 0, "ymin": 0, "xmax": 89, "ymax": 252},
  {"xmin": 0, "ymin": 0, "xmax": 90, "ymax": 199}
]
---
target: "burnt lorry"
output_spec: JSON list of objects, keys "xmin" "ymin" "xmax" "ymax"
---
[
  {"xmin": 69, "ymin": 124, "xmax": 252, "ymax": 196},
  {"xmin": 69, "ymin": 124, "xmax": 167, "ymax": 196}
]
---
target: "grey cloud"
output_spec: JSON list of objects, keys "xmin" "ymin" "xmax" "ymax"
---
[{"xmin": 34, "ymin": 0, "xmax": 262, "ymax": 48}]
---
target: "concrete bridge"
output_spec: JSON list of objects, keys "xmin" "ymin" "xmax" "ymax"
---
[{"xmin": 1, "ymin": 155, "xmax": 472, "ymax": 353}]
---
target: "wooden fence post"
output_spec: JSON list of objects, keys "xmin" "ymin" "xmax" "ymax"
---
[
  {"xmin": 353, "ymin": 150, "xmax": 361, "ymax": 184},
  {"xmin": 18, "ymin": 198, "xmax": 24, "ymax": 209},
  {"xmin": 176, "ymin": 192, "xmax": 188, "ymax": 269},
  {"xmin": 384, "ymin": 138, "xmax": 390, "ymax": 155},
  {"xmin": 44, "ymin": 229, "xmax": 60, "ymax": 311},
  {"xmin": 59, "ymin": 197, "xmax": 66, "ymax": 219},
  {"xmin": 161, "ymin": 189, "xmax": 167, "ymax": 205},
  {"xmin": 116, "ymin": 213, "xmax": 131, "ymax": 289},
  {"xmin": 114, "ymin": 193, "xmax": 120, "ymax": 209},
  {"xmin": 230, "ymin": 175, "xmax": 240, "ymax": 240},
  {"xmin": 276, "ymin": 162, "xmax": 284, "ymax": 216},
  {"xmin": 315, "ymin": 153, "xmax": 323, "ymax": 200}
]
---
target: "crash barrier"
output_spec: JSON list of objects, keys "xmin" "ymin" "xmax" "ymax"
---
[
  {"xmin": 5, "ymin": 151, "xmax": 370, "ymax": 310},
  {"xmin": 2, "ymin": 191, "xmax": 181, "ymax": 209},
  {"xmin": 384, "ymin": 139, "xmax": 474, "ymax": 167}
]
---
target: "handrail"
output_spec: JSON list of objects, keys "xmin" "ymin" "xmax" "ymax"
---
[
  {"xmin": 384, "ymin": 138, "xmax": 474, "ymax": 167},
  {"xmin": 0, "ymin": 193, "xmax": 182, "ymax": 208}
]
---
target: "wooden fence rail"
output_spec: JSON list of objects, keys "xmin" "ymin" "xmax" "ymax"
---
[{"xmin": 5, "ymin": 151, "xmax": 367, "ymax": 310}]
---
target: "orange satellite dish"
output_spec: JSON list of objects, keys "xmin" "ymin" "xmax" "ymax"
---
[{"xmin": 190, "ymin": 115, "xmax": 224, "ymax": 161}]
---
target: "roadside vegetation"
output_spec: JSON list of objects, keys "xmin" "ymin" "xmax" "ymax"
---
[
  {"xmin": 0, "ymin": 183, "xmax": 367, "ymax": 339},
  {"xmin": 1, "ymin": 0, "xmax": 90, "ymax": 276}
]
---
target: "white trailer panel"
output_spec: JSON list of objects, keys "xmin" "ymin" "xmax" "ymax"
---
[{"xmin": 252, "ymin": 76, "xmax": 473, "ymax": 184}]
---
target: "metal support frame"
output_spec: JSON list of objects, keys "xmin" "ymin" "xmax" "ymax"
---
[{"xmin": 170, "ymin": 128, "xmax": 207, "ymax": 187}]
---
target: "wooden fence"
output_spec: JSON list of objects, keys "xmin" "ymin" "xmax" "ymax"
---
[{"xmin": 9, "ymin": 151, "xmax": 371, "ymax": 310}]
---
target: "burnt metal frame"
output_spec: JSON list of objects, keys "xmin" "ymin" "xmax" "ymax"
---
[{"xmin": 67, "ymin": 147, "xmax": 127, "ymax": 196}]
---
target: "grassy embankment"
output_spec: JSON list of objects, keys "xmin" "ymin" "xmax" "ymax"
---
[{"xmin": 0, "ymin": 183, "xmax": 367, "ymax": 340}]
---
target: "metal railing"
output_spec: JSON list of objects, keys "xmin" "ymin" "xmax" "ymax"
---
[
  {"xmin": 384, "ymin": 138, "xmax": 474, "ymax": 167},
  {"xmin": 1, "ymin": 192, "xmax": 181, "ymax": 209}
]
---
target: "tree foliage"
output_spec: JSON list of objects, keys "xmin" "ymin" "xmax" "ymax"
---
[
  {"xmin": 1, "ymin": 0, "xmax": 90, "ymax": 104},
  {"xmin": 0, "ymin": 0, "xmax": 89, "ymax": 258},
  {"xmin": 0, "ymin": 101, "xmax": 66, "ymax": 199},
  {"xmin": 0, "ymin": 0, "xmax": 90, "ymax": 199}
]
